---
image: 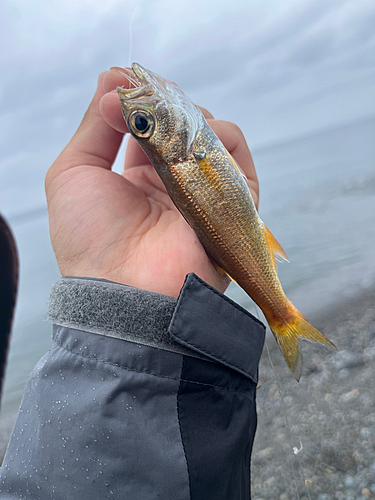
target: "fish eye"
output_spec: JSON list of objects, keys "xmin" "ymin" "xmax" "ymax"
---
[
  {"xmin": 129, "ymin": 110, "xmax": 154, "ymax": 139},
  {"xmin": 134, "ymin": 114, "xmax": 148, "ymax": 132}
]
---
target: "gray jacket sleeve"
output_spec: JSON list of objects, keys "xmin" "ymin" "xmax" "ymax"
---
[{"xmin": 0, "ymin": 273, "xmax": 265, "ymax": 500}]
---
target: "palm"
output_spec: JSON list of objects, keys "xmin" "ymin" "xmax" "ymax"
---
[
  {"xmin": 48, "ymin": 153, "xmax": 220, "ymax": 297},
  {"xmin": 46, "ymin": 69, "xmax": 258, "ymax": 298}
]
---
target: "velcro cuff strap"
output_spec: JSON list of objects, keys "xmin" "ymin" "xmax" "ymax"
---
[{"xmin": 169, "ymin": 273, "xmax": 265, "ymax": 384}]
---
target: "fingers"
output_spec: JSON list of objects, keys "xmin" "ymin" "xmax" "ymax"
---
[
  {"xmin": 207, "ymin": 120, "xmax": 259, "ymax": 208},
  {"xmin": 99, "ymin": 70, "xmax": 132, "ymax": 134},
  {"xmin": 123, "ymin": 136, "xmax": 150, "ymax": 171},
  {"xmin": 199, "ymin": 106, "xmax": 214, "ymax": 120},
  {"xmin": 199, "ymin": 107, "xmax": 258, "ymax": 207},
  {"xmin": 99, "ymin": 91, "xmax": 129, "ymax": 134},
  {"xmin": 46, "ymin": 72, "xmax": 125, "ymax": 188}
]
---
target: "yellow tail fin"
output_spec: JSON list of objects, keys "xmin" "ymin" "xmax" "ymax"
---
[{"xmin": 267, "ymin": 303, "xmax": 337, "ymax": 381}]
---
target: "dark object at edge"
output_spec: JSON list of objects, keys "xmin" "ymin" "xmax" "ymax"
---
[{"xmin": 0, "ymin": 214, "xmax": 18, "ymax": 406}]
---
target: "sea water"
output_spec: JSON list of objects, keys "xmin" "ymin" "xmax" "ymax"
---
[
  {"xmin": 1, "ymin": 115, "xmax": 374, "ymax": 430},
  {"xmin": 228, "ymin": 115, "xmax": 375, "ymax": 316}
]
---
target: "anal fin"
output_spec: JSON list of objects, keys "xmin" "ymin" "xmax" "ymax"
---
[{"xmin": 264, "ymin": 224, "xmax": 289, "ymax": 269}]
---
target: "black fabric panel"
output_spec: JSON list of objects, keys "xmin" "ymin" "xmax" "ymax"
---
[
  {"xmin": 170, "ymin": 273, "xmax": 265, "ymax": 384},
  {"xmin": 178, "ymin": 355, "xmax": 257, "ymax": 500}
]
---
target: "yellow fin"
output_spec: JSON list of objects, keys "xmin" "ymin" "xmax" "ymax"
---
[
  {"xmin": 264, "ymin": 224, "xmax": 289, "ymax": 269},
  {"xmin": 267, "ymin": 303, "xmax": 337, "ymax": 381},
  {"xmin": 209, "ymin": 257, "xmax": 232, "ymax": 285}
]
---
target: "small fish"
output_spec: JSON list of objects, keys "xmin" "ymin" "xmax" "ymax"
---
[{"xmin": 117, "ymin": 63, "xmax": 336, "ymax": 381}]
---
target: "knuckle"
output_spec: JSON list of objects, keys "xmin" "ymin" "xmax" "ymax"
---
[
  {"xmin": 227, "ymin": 121, "xmax": 244, "ymax": 137},
  {"xmin": 216, "ymin": 120, "xmax": 244, "ymax": 139}
]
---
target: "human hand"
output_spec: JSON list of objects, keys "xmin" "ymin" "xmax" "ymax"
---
[{"xmin": 45, "ymin": 68, "xmax": 259, "ymax": 298}]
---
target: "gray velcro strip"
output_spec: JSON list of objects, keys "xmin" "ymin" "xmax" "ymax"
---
[{"xmin": 47, "ymin": 277, "xmax": 203, "ymax": 358}]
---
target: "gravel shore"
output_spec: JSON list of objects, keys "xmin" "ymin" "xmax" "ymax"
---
[{"xmin": 252, "ymin": 286, "xmax": 375, "ymax": 500}]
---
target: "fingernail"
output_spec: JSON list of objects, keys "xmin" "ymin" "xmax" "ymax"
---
[
  {"xmin": 235, "ymin": 160, "xmax": 248, "ymax": 179},
  {"xmin": 110, "ymin": 66, "xmax": 132, "ymax": 77},
  {"xmin": 109, "ymin": 66, "xmax": 139, "ymax": 90},
  {"xmin": 97, "ymin": 71, "xmax": 108, "ymax": 91}
]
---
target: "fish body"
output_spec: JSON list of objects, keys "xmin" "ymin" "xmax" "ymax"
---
[{"xmin": 117, "ymin": 63, "xmax": 336, "ymax": 380}]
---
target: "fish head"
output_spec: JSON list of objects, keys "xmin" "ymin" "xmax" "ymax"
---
[{"xmin": 117, "ymin": 63, "xmax": 203, "ymax": 167}]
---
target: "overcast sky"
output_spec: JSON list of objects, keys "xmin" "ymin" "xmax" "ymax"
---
[{"xmin": 1, "ymin": 0, "xmax": 374, "ymax": 216}]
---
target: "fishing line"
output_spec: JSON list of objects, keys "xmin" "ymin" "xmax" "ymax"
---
[
  {"xmin": 126, "ymin": 1, "xmax": 142, "ymax": 68},
  {"xmin": 264, "ymin": 340, "xmax": 304, "ymax": 500},
  {"xmin": 265, "ymin": 339, "xmax": 313, "ymax": 500},
  {"xmin": 253, "ymin": 303, "xmax": 312, "ymax": 500}
]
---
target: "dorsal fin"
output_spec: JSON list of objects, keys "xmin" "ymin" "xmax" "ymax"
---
[{"xmin": 264, "ymin": 224, "xmax": 289, "ymax": 269}]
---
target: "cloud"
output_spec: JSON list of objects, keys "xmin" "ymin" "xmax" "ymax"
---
[{"xmin": 1, "ymin": 0, "xmax": 374, "ymax": 209}]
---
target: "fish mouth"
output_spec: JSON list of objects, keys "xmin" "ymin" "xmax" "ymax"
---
[
  {"xmin": 116, "ymin": 63, "xmax": 154, "ymax": 100},
  {"xmin": 132, "ymin": 62, "xmax": 151, "ymax": 85}
]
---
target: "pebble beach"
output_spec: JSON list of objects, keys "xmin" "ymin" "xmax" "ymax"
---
[{"xmin": 252, "ymin": 285, "xmax": 375, "ymax": 499}]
